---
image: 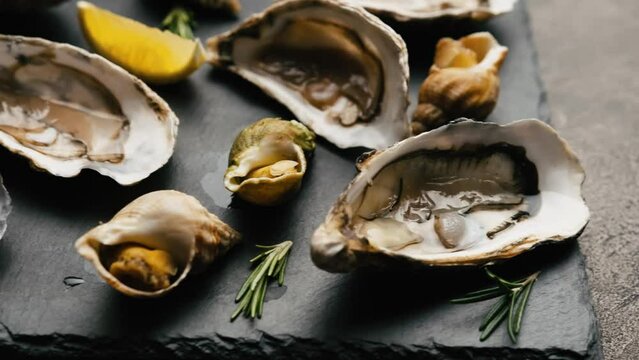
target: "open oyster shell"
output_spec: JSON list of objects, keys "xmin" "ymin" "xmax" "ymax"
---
[
  {"xmin": 0, "ymin": 35, "xmax": 178, "ymax": 185},
  {"xmin": 412, "ymin": 32, "xmax": 508, "ymax": 134},
  {"xmin": 339, "ymin": 0, "xmax": 518, "ymax": 22},
  {"xmin": 312, "ymin": 119, "xmax": 589, "ymax": 273},
  {"xmin": 0, "ymin": 175, "xmax": 11, "ymax": 241},
  {"xmin": 207, "ymin": 0, "xmax": 409, "ymax": 149},
  {"xmin": 225, "ymin": 118, "xmax": 315, "ymax": 206},
  {"xmin": 75, "ymin": 190, "xmax": 241, "ymax": 298}
]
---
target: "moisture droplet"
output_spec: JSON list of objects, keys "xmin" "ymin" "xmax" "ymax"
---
[{"xmin": 63, "ymin": 276, "xmax": 85, "ymax": 288}]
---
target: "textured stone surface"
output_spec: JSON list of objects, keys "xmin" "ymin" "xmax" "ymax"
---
[
  {"xmin": 528, "ymin": 1, "xmax": 639, "ymax": 359},
  {"xmin": 0, "ymin": 0, "xmax": 600, "ymax": 358}
]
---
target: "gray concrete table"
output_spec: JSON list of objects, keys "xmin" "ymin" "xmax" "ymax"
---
[
  {"xmin": 0, "ymin": 0, "xmax": 601, "ymax": 358},
  {"xmin": 529, "ymin": 1, "xmax": 639, "ymax": 359}
]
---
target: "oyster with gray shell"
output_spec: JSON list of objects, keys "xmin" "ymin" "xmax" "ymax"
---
[
  {"xmin": 0, "ymin": 35, "xmax": 178, "ymax": 185},
  {"xmin": 207, "ymin": 0, "xmax": 409, "ymax": 149},
  {"xmin": 339, "ymin": 0, "xmax": 519, "ymax": 22},
  {"xmin": 312, "ymin": 119, "xmax": 589, "ymax": 272}
]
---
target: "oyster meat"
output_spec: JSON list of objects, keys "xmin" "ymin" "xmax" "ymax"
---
[
  {"xmin": 340, "ymin": 0, "xmax": 518, "ymax": 22},
  {"xmin": 207, "ymin": 0, "xmax": 409, "ymax": 149},
  {"xmin": 75, "ymin": 190, "xmax": 241, "ymax": 297},
  {"xmin": 412, "ymin": 32, "xmax": 508, "ymax": 134},
  {"xmin": 0, "ymin": 35, "xmax": 178, "ymax": 185},
  {"xmin": 225, "ymin": 118, "xmax": 315, "ymax": 206},
  {"xmin": 312, "ymin": 119, "xmax": 589, "ymax": 272}
]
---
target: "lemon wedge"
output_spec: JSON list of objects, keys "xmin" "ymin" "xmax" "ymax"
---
[{"xmin": 77, "ymin": 1, "xmax": 207, "ymax": 84}]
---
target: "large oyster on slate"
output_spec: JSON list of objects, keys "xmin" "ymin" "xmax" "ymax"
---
[
  {"xmin": 0, "ymin": 35, "xmax": 178, "ymax": 185},
  {"xmin": 311, "ymin": 119, "xmax": 589, "ymax": 272},
  {"xmin": 207, "ymin": 0, "xmax": 409, "ymax": 149},
  {"xmin": 76, "ymin": 190, "xmax": 241, "ymax": 298},
  {"xmin": 339, "ymin": 0, "xmax": 518, "ymax": 22}
]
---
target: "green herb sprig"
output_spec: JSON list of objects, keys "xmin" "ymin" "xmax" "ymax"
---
[
  {"xmin": 162, "ymin": 7, "xmax": 196, "ymax": 40},
  {"xmin": 451, "ymin": 267, "xmax": 540, "ymax": 343},
  {"xmin": 231, "ymin": 240, "xmax": 293, "ymax": 321}
]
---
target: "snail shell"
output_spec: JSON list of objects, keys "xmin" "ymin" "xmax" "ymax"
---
[
  {"xmin": 75, "ymin": 190, "xmax": 241, "ymax": 298},
  {"xmin": 224, "ymin": 118, "xmax": 315, "ymax": 206},
  {"xmin": 411, "ymin": 32, "xmax": 508, "ymax": 134}
]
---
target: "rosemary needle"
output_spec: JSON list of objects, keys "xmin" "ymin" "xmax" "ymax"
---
[
  {"xmin": 231, "ymin": 240, "xmax": 293, "ymax": 321},
  {"xmin": 451, "ymin": 267, "xmax": 540, "ymax": 343}
]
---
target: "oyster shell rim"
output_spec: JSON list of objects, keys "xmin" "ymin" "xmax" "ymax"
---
[
  {"xmin": 311, "ymin": 119, "xmax": 589, "ymax": 272},
  {"xmin": 340, "ymin": 0, "xmax": 520, "ymax": 22},
  {"xmin": 206, "ymin": 0, "xmax": 410, "ymax": 150},
  {"xmin": 0, "ymin": 35, "xmax": 179, "ymax": 186}
]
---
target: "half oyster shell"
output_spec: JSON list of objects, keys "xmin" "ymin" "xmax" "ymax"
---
[
  {"xmin": 207, "ymin": 0, "xmax": 409, "ymax": 149},
  {"xmin": 311, "ymin": 119, "xmax": 589, "ymax": 272},
  {"xmin": 339, "ymin": 0, "xmax": 518, "ymax": 22},
  {"xmin": 75, "ymin": 190, "xmax": 241, "ymax": 298},
  {"xmin": 0, "ymin": 35, "xmax": 178, "ymax": 185}
]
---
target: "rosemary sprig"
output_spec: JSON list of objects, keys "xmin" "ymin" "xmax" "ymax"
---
[
  {"xmin": 451, "ymin": 267, "xmax": 540, "ymax": 343},
  {"xmin": 231, "ymin": 240, "xmax": 293, "ymax": 321},
  {"xmin": 161, "ymin": 7, "xmax": 196, "ymax": 40}
]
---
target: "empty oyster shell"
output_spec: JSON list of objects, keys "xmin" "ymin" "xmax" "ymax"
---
[
  {"xmin": 75, "ymin": 190, "xmax": 241, "ymax": 297},
  {"xmin": 225, "ymin": 118, "xmax": 315, "ymax": 206},
  {"xmin": 0, "ymin": 175, "xmax": 11, "ymax": 241},
  {"xmin": 312, "ymin": 119, "xmax": 589, "ymax": 272},
  {"xmin": 339, "ymin": 0, "xmax": 518, "ymax": 22},
  {"xmin": 411, "ymin": 32, "xmax": 508, "ymax": 135},
  {"xmin": 0, "ymin": 35, "xmax": 178, "ymax": 185},
  {"xmin": 207, "ymin": 0, "xmax": 409, "ymax": 149}
]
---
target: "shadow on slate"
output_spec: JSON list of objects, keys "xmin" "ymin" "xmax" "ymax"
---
[{"xmin": 0, "ymin": 0, "xmax": 599, "ymax": 359}]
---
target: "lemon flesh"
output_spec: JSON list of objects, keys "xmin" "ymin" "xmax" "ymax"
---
[{"xmin": 77, "ymin": 1, "xmax": 206, "ymax": 84}]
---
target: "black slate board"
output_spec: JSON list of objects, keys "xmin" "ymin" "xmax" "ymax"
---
[{"xmin": 0, "ymin": 0, "xmax": 601, "ymax": 359}]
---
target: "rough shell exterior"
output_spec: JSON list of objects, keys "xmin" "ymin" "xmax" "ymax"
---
[
  {"xmin": 207, "ymin": 0, "xmax": 410, "ymax": 149},
  {"xmin": 311, "ymin": 119, "xmax": 589, "ymax": 273},
  {"xmin": 0, "ymin": 35, "xmax": 179, "ymax": 185},
  {"xmin": 340, "ymin": 0, "xmax": 519, "ymax": 22},
  {"xmin": 75, "ymin": 190, "xmax": 241, "ymax": 298}
]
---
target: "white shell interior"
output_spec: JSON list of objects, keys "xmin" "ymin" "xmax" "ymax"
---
[
  {"xmin": 0, "ymin": 36, "xmax": 178, "ymax": 185},
  {"xmin": 210, "ymin": 0, "xmax": 409, "ymax": 149}
]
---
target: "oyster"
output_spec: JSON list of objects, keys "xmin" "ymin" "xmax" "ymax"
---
[
  {"xmin": 339, "ymin": 0, "xmax": 518, "ymax": 22},
  {"xmin": 207, "ymin": 0, "xmax": 409, "ymax": 149},
  {"xmin": 311, "ymin": 119, "xmax": 589, "ymax": 272},
  {"xmin": 0, "ymin": 35, "xmax": 178, "ymax": 185},
  {"xmin": 0, "ymin": 175, "xmax": 11, "ymax": 241},
  {"xmin": 412, "ymin": 32, "xmax": 508, "ymax": 134},
  {"xmin": 225, "ymin": 118, "xmax": 315, "ymax": 206},
  {"xmin": 75, "ymin": 190, "xmax": 241, "ymax": 298}
]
